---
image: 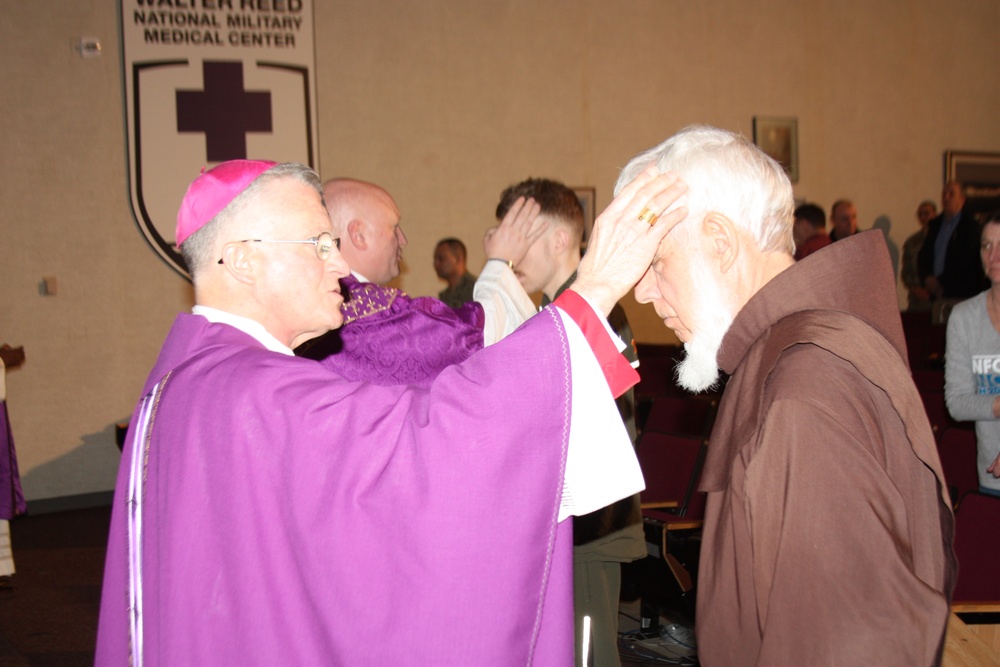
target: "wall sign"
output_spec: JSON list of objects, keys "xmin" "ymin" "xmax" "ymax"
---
[{"xmin": 121, "ymin": 0, "xmax": 319, "ymax": 279}]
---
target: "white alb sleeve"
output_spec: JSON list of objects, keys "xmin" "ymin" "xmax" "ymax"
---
[
  {"xmin": 553, "ymin": 306, "xmax": 645, "ymax": 522},
  {"xmin": 474, "ymin": 260, "xmax": 538, "ymax": 346}
]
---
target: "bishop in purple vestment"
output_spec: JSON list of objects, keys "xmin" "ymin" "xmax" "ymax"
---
[{"xmin": 96, "ymin": 160, "xmax": 688, "ymax": 666}]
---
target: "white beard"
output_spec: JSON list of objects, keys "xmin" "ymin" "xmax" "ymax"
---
[{"xmin": 675, "ymin": 256, "xmax": 734, "ymax": 393}]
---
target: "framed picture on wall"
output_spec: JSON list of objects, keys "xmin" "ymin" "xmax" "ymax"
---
[
  {"xmin": 753, "ymin": 116, "xmax": 799, "ymax": 183},
  {"xmin": 573, "ymin": 186, "xmax": 596, "ymax": 246},
  {"xmin": 945, "ymin": 150, "xmax": 1000, "ymax": 218}
]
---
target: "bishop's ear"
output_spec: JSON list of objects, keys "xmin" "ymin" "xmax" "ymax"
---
[
  {"xmin": 702, "ymin": 212, "xmax": 739, "ymax": 274},
  {"xmin": 219, "ymin": 242, "xmax": 257, "ymax": 285}
]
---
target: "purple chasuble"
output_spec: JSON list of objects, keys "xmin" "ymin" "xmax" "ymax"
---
[
  {"xmin": 96, "ymin": 310, "xmax": 575, "ymax": 666},
  {"xmin": 0, "ymin": 401, "xmax": 26, "ymax": 520},
  {"xmin": 299, "ymin": 274, "xmax": 486, "ymax": 388}
]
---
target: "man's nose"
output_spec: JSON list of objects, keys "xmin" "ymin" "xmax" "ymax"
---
[
  {"xmin": 634, "ymin": 268, "xmax": 656, "ymax": 304},
  {"xmin": 327, "ymin": 247, "xmax": 350, "ymax": 277}
]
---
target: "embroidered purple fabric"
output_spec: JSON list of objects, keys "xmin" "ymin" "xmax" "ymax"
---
[{"xmin": 301, "ymin": 274, "xmax": 487, "ymax": 388}]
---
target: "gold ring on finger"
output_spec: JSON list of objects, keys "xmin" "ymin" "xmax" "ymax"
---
[{"xmin": 637, "ymin": 207, "xmax": 659, "ymax": 225}]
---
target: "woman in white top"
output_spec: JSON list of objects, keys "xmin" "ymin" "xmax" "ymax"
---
[{"xmin": 945, "ymin": 210, "xmax": 1000, "ymax": 496}]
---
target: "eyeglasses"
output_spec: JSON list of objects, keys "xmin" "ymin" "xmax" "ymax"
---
[{"xmin": 218, "ymin": 232, "xmax": 339, "ymax": 264}]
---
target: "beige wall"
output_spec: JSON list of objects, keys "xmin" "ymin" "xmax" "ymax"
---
[{"xmin": 2, "ymin": 0, "xmax": 999, "ymax": 501}]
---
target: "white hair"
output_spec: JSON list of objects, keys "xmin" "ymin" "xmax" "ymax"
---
[{"xmin": 615, "ymin": 125, "xmax": 794, "ymax": 254}]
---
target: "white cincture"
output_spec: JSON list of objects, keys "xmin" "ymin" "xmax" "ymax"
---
[{"xmin": 126, "ymin": 381, "xmax": 163, "ymax": 667}]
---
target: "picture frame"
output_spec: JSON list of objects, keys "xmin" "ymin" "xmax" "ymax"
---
[
  {"xmin": 753, "ymin": 116, "xmax": 799, "ymax": 183},
  {"xmin": 944, "ymin": 150, "xmax": 1000, "ymax": 218},
  {"xmin": 573, "ymin": 186, "xmax": 596, "ymax": 246}
]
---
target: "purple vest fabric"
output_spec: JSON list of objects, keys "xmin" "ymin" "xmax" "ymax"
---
[
  {"xmin": 300, "ymin": 275, "xmax": 486, "ymax": 388},
  {"xmin": 0, "ymin": 401, "xmax": 26, "ymax": 520},
  {"xmin": 96, "ymin": 310, "xmax": 575, "ymax": 666}
]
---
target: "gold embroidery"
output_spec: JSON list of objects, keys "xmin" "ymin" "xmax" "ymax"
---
[{"xmin": 340, "ymin": 283, "xmax": 400, "ymax": 325}]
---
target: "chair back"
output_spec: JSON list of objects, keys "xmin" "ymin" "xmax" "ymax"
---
[
  {"xmin": 634, "ymin": 344, "xmax": 681, "ymax": 401},
  {"xmin": 937, "ymin": 427, "xmax": 980, "ymax": 507},
  {"xmin": 642, "ymin": 395, "xmax": 718, "ymax": 439},
  {"xmin": 900, "ymin": 311, "xmax": 946, "ymax": 370},
  {"xmin": 920, "ymin": 390, "xmax": 954, "ymax": 440},
  {"xmin": 637, "ymin": 432, "xmax": 707, "ymax": 515},
  {"xmin": 912, "ymin": 369, "xmax": 944, "ymax": 393},
  {"xmin": 952, "ymin": 492, "xmax": 1000, "ymax": 603}
]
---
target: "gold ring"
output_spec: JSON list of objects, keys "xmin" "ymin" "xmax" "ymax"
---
[{"xmin": 637, "ymin": 208, "xmax": 659, "ymax": 225}]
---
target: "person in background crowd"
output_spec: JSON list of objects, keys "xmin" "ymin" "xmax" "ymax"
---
[
  {"xmin": 944, "ymin": 210, "xmax": 1000, "ymax": 498},
  {"xmin": 919, "ymin": 181, "xmax": 988, "ymax": 310},
  {"xmin": 791, "ymin": 202, "xmax": 830, "ymax": 260},
  {"xmin": 828, "ymin": 199, "xmax": 858, "ymax": 242},
  {"xmin": 433, "ymin": 237, "xmax": 477, "ymax": 308},
  {"xmin": 901, "ymin": 199, "xmax": 937, "ymax": 312}
]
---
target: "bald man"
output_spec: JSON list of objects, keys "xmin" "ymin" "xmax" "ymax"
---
[
  {"xmin": 323, "ymin": 178, "xmax": 407, "ymax": 285},
  {"xmin": 298, "ymin": 178, "xmax": 542, "ymax": 385}
]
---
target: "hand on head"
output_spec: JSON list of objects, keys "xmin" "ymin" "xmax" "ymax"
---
[
  {"xmin": 571, "ymin": 167, "xmax": 688, "ymax": 316},
  {"xmin": 483, "ymin": 196, "xmax": 546, "ymax": 266}
]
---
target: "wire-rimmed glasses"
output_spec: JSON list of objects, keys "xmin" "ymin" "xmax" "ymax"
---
[{"xmin": 218, "ymin": 232, "xmax": 339, "ymax": 264}]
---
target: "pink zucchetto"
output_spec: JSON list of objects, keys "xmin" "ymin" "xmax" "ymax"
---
[{"xmin": 175, "ymin": 159, "xmax": 278, "ymax": 246}]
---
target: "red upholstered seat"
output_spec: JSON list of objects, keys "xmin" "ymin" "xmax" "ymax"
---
[
  {"xmin": 636, "ymin": 432, "xmax": 708, "ymax": 596},
  {"xmin": 951, "ymin": 492, "xmax": 1000, "ymax": 604},
  {"xmin": 637, "ymin": 432, "xmax": 707, "ymax": 511},
  {"xmin": 937, "ymin": 427, "xmax": 980, "ymax": 508},
  {"xmin": 642, "ymin": 395, "xmax": 718, "ymax": 439},
  {"xmin": 920, "ymin": 390, "xmax": 955, "ymax": 441}
]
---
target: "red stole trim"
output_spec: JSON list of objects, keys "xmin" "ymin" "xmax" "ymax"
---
[{"xmin": 553, "ymin": 290, "xmax": 639, "ymax": 398}]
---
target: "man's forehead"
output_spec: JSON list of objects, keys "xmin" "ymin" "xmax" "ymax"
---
[
  {"xmin": 254, "ymin": 179, "xmax": 327, "ymax": 228},
  {"xmin": 265, "ymin": 177, "xmax": 322, "ymax": 208},
  {"xmin": 652, "ymin": 227, "xmax": 682, "ymax": 264}
]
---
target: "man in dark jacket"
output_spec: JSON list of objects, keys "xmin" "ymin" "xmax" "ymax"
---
[{"xmin": 918, "ymin": 180, "xmax": 987, "ymax": 302}]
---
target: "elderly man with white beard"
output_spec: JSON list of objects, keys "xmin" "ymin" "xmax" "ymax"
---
[{"xmin": 625, "ymin": 126, "xmax": 955, "ymax": 667}]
